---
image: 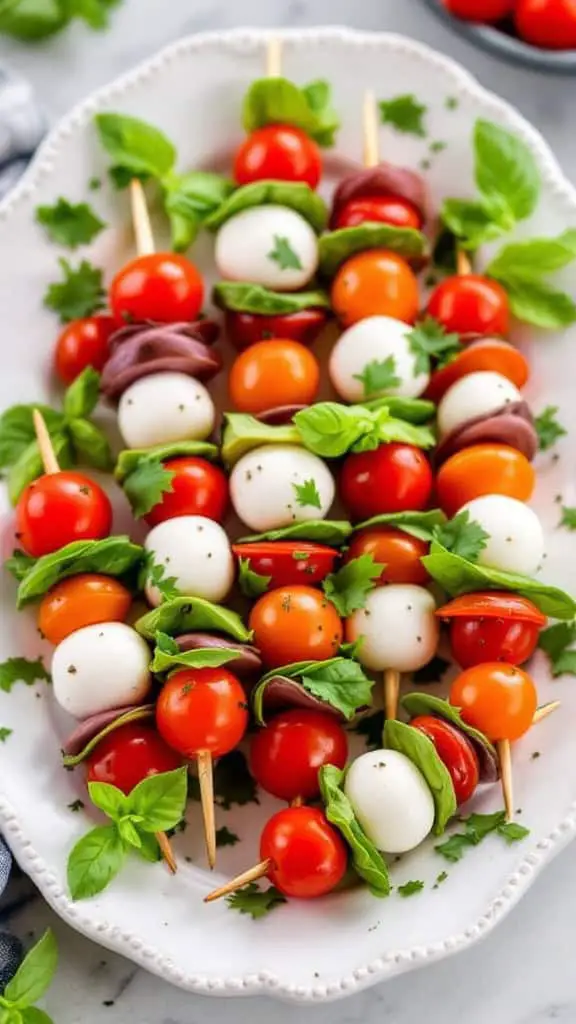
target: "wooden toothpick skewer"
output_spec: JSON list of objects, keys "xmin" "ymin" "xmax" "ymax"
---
[
  {"xmin": 456, "ymin": 248, "xmax": 472, "ymax": 276},
  {"xmin": 197, "ymin": 749, "xmax": 217, "ymax": 870},
  {"xmin": 532, "ymin": 700, "xmax": 560, "ymax": 725},
  {"xmin": 130, "ymin": 179, "xmax": 155, "ymax": 257},
  {"xmin": 204, "ymin": 859, "xmax": 272, "ymax": 903},
  {"xmin": 363, "ymin": 90, "xmax": 380, "ymax": 169},
  {"xmin": 266, "ymin": 36, "xmax": 282, "ymax": 78},
  {"xmin": 384, "ymin": 668, "xmax": 400, "ymax": 722},
  {"xmin": 497, "ymin": 739, "xmax": 514, "ymax": 822}
]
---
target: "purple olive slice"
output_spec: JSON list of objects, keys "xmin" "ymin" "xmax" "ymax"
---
[
  {"xmin": 62, "ymin": 704, "xmax": 155, "ymax": 766},
  {"xmin": 436, "ymin": 401, "xmax": 537, "ymax": 465}
]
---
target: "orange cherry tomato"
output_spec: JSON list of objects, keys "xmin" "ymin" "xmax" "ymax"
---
[
  {"xmin": 110, "ymin": 253, "xmax": 203, "ymax": 326},
  {"xmin": 54, "ymin": 315, "xmax": 116, "ymax": 385},
  {"xmin": 345, "ymin": 527, "xmax": 429, "ymax": 585},
  {"xmin": 38, "ymin": 574, "xmax": 132, "ymax": 645},
  {"xmin": 249, "ymin": 585, "xmax": 343, "ymax": 668},
  {"xmin": 155, "ymin": 667, "xmax": 248, "ymax": 758},
  {"xmin": 228, "ymin": 339, "xmax": 320, "ymax": 415},
  {"xmin": 424, "ymin": 339, "xmax": 530, "ymax": 404},
  {"xmin": 450, "ymin": 663, "xmax": 537, "ymax": 741},
  {"xmin": 436, "ymin": 444, "xmax": 535, "ymax": 517},
  {"xmin": 331, "ymin": 250, "xmax": 420, "ymax": 327}
]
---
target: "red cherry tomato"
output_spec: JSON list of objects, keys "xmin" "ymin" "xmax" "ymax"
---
[
  {"xmin": 228, "ymin": 339, "xmax": 320, "ymax": 415},
  {"xmin": 16, "ymin": 471, "xmax": 112, "ymax": 558},
  {"xmin": 86, "ymin": 722, "xmax": 182, "ymax": 795},
  {"xmin": 340, "ymin": 443, "xmax": 434, "ymax": 522},
  {"xmin": 427, "ymin": 275, "xmax": 510, "ymax": 337},
  {"xmin": 450, "ymin": 663, "xmax": 537, "ymax": 741},
  {"xmin": 424, "ymin": 339, "xmax": 530, "ymax": 404},
  {"xmin": 515, "ymin": 0, "xmax": 576, "ymax": 48},
  {"xmin": 332, "ymin": 250, "xmax": 420, "ymax": 327},
  {"xmin": 156, "ymin": 667, "xmax": 248, "ymax": 758},
  {"xmin": 225, "ymin": 308, "xmax": 328, "ymax": 352},
  {"xmin": 442, "ymin": 0, "xmax": 514, "ymax": 21},
  {"xmin": 54, "ymin": 315, "xmax": 116, "ymax": 385},
  {"xmin": 449, "ymin": 617, "xmax": 540, "ymax": 669},
  {"xmin": 333, "ymin": 195, "xmax": 423, "ymax": 231},
  {"xmin": 249, "ymin": 586, "xmax": 343, "ymax": 668},
  {"xmin": 234, "ymin": 125, "xmax": 322, "ymax": 189},
  {"xmin": 410, "ymin": 715, "xmax": 480, "ymax": 804},
  {"xmin": 232, "ymin": 541, "xmax": 339, "ymax": 589},
  {"xmin": 436, "ymin": 444, "xmax": 536, "ymax": 517},
  {"xmin": 260, "ymin": 806, "xmax": 348, "ymax": 898},
  {"xmin": 110, "ymin": 253, "xmax": 203, "ymax": 326},
  {"xmin": 144, "ymin": 457, "xmax": 229, "ymax": 528},
  {"xmin": 38, "ymin": 574, "xmax": 132, "ymax": 645},
  {"xmin": 437, "ymin": 592, "xmax": 547, "ymax": 624},
  {"xmin": 250, "ymin": 709, "xmax": 348, "ymax": 802},
  {"xmin": 344, "ymin": 526, "xmax": 429, "ymax": 585}
]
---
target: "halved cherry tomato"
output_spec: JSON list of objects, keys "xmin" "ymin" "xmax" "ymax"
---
[
  {"xmin": 442, "ymin": 0, "xmax": 514, "ymax": 21},
  {"xmin": 110, "ymin": 253, "xmax": 203, "ymax": 326},
  {"xmin": 436, "ymin": 444, "xmax": 535, "ymax": 517},
  {"xmin": 340, "ymin": 443, "xmax": 434, "ymax": 522},
  {"xmin": 232, "ymin": 541, "xmax": 339, "ymax": 588},
  {"xmin": 424, "ymin": 339, "xmax": 530, "ymax": 404},
  {"xmin": 54, "ymin": 315, "xmax": 116, "ymax": 385},
  {"xmin": 331, "ymin": 250, "xmax": 420, "ymax": 327},
  {"xmin": 225, "ymin": 308, "xmax": 328, "ymax": 352},
  {"xmin": 144, "ymin": 457, "xmax": 229, "ymax": 528},
  {"xmin": 427, "ymin": 275, "xmax": 510, "ymax": 337},
  {"xmin": 16, "ymin": 471, "xmax": 112, "ymax": 558},
  {"xmin": 228, "ymin": 339, "xmax": 320, "ymax": 415},
  {"xmin": 411, "ymin": 715, "xmax": 480, "ymax": 804},
  {"xmin": 515, "ymin": 0, "xmax": 576, "ymax": 49},
  {"xmin": 249, "ymin": 585, "xmax": 343, "ymax": 668},
  {"xmin": 86, "ymin": 721, "xmax": 182, "ymax": 794},
  {"xmin": 38, "ymin": 574, "xmax": 132, "ymax": 645},
  {"xmin": 260, "ymin": 806, "xmax": 348, "ymax": 898},
  {"xmin": 234, "ymin": 125, "xmax": 322, "ymax": 189},
  {"xmin": 437, "ymin": 592, "xmax": 547, "ymax": 625},
  {"xmin": 156, "ymin": 667, "xmax": 248, "ymax": 758},
  {"xmin": 250, "ymin": 709, "xmax": 348, "ymax": 801},
  {"xmin": 449, "ymin": 617, "xmax": 541, "ymax": 668},
  {"xmin": 344, "ymin": 527, "xmax": 429, "ymax": 585},
  {"xmin": 450, "ymin": 663, "xmax": 537, "ymax": 741},
  {"xmin": 334, "ymin": 196, "xmax": 423, "ymax": 231}
]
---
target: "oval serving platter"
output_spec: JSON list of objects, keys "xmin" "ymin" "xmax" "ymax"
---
[{"xmin": 0, "ymin": 26, "xmax": 576, "ymax": 1005}]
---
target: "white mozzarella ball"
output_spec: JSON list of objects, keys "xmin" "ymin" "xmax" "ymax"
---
[
  {"xmin": 329, "ymin": 315, "xmax": 429, "ymax": 402},
  {"xmin": 344, "ymin": 748, "xmax": 435, "ymax": 853},
  {"xmin": 437, "ymin": 371, "xmax": 522, "ymax": 439},
  {"xmin": 144, "ymin": 515, "xmax": 234, "ymax": 607},
  {"xmin": 215, "ymin": 205, "xmax": 318, "ymax": 292},
  {"xmin": 460, "ymin": 495, "xmax": 544, "ymax": 576},
  {"xmin": 118, "ymin": 372, "xmax": 215, "ymax": 449},
  {"xmin": 52, "ymin": 622, "xmax": 151, "ymax": 719},
  {"xmin": 229, "ymin": 444, "xmax": 335, "ymax": 533},
  {"xmin": 345, "ymin": 584, "xmax": 439, "ymax": 672}
]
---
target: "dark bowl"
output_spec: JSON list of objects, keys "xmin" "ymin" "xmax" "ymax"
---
[{"xmin": 421, "ymin": 0, "xmax": 576, "ymax": 74}]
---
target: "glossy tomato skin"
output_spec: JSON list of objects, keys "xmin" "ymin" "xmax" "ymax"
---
[
  {"xmin": 260, "ymin": 806, "xmax": 348, "ymax": 898},
  {"xmin": 234, "ymin": 125, "xmax": 322, "ymax": 189},
  {"xmin": 449, "ymin": 617, "xmax": 540, "ymax": 669},
  {"xmin": 410, "ymin": 715, "xmax": 480, "ymax": 804},
  {"xmin": 450, "ymin": 663, "xmax": 537, "ymax": 741},
  {"xmin": 249, "ymin": 585, "xmax": 343, "ymax": 668},
  {"xmin": 442, "ymin": 0, "xmax": 514, "ymax": 20},
  {"xmin": 232, "ymin": 541, "xmax": 339, "ymax": 588},
  {"xmin": 427, "ymin": 275, "xmax": 510, "ymax": 337},
  {"xmin": 334, "ymin": 196, "xmax": 423, "ymax": 231},
  {"xmin": 225, "ymin": 309, "xmax": 328, "ymax": 352},
  {"xmin": 437, "ymin": 592, "xmax": 547, "ymax": 625},
  {"xmin": 16, "ymin": 471, "xmax": 112, "ymax": 558},
  {"xmin": 156, "ymin": 667, "xmax": 248, "ymax": 758},
  {"xmin": 228, "ymin": 339, "xmax": 320, "ymax": 415},
  {"xmin": 38, "ymin": 574, "xmax": 132, "ymax": 645},
  {"xmin": 332, "ymin": 250, "xmax": 420, "ymax": 327},
  {"xmin": 86, "ymin": 722, "xmax": 182, "ymax": 795},
  {"xmin": 250, "ymin": 709, "xmax": 348, "ymax": 801},
  {"xmin": 110, "ymin": 253, "xmax": 203, "ymax": 326},
  {"xmin": 144, "ymin": 457, "xmax": 229, "ymax": 527},
  {"xmin": 515, "ymin": 0, "xmax": 576, "ymax": 48},
  {"xmin": 345, "ymin": 527, "xmax": 429, "ymax": 585},
  {"xmin": 55, "ymin": 315, "xmax": 116, "ymax": 385},
  {"xmin": 424, "ymin": 339, "xmax": 530, "ymax": 404},
  {"xmin": 436, "ymin": 444, "xmax": 535, "ymax": 518},
  {"xmin": 340, "ymin": 444, "xmax": 434, "ymax": 522}
]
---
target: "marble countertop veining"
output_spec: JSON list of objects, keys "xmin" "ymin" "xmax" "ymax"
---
[{"xmin": 1, "ymin": 2, "xmax": 575, "ymax": 1021}]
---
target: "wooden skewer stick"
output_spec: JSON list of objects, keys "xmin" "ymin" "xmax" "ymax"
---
[
  {"xmin": 197, "ymin": 748, "xmax": 217, "ymax": 870},
  {"xmin": 532, "ymin": 700, "xmax": 561, "ymax": 725},
  {"xmin": 156, "ymin": 830, "xmax": 177, "ymax": 875},
  {"xmin": 497, "ymin": 739, "xmax": 514, "ymax": 822},
  {"xmin": 456, "ymin": 248, "xmax": 472, "ymax": 276},
  {"xmin": 363, "ymin": 89, "xmax": 380, "ymax": 169},
  {"xmin": 204, "ymin": 859, "xmax": 272, "ymax": 903},
  {"xmin": 384, "ymin": 667, "xmax": 400, "ymax": 722},
  {"xmin": 130, "ymin": 178, "xmax": 155, "ymax": 257},
  {"xmin": 266, "ymin": 36, "xmax": 283, "ymax": 78}
]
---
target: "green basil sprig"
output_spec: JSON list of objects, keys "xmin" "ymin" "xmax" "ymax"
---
[
  {"xmin": 150, "ymin": 645, "xmax": 245, "ymax": 675},
  {"xmin": 319, "ymin": 765, "xmax": 390, "ymax": 897},
  {"xmin": 213, "ymin": 281, "xmax": 331, "ymax": 316},
  {"xmin": 237, "ymin": 520, "xmax": 352, "ymax": 546},
  {"xmin": 0, "ymin": 0, "xmax": 121, "ymax": 40},
  {"xmin": 353, "ymin": 509, "xmax": 446, "ymax": 540},
  {"xmin": 114, "ymin": 440, "xmax": 219, "ymax": 518},
  {"xmin": 67, "ymin": 767, "xmax": 188, "ymax": 900},
  {"xmin": 221, "ymin": 413, "xmax": 301, "ymax": 466},
  {"xmin": 135, "ymin": 596, "xmax": 251, "ymax": 642},
  {"xmin": 383, "ymin": 719, "xmax": 456, "ymax": 835},
  {"xmin": 0, "ymin": 929, "xmax": 58, "ymax": 1024},
  {"xmin": 205, "ymin": 180, "xmax": 328, "ymax": 234},
  {"xmin": 319, "ymin": 224, "xmax": 427, "ymax": 279},
  {"xmin": 253, "ymin": 656, "xmax": 373, "ymax": 722},
  {"xmin": 486, "ymin": 230, "xmax": 576, "ymax": 329},
  {"xmin": 361, "ymin": 395, "xmax": 436, "ymax": 425},
  {"xmin": 242, "ymin": 77, "xmax": 340, "ymax": 147},
  {"xmin": 293, "ymin": 402, "xmax": 435, "ymax": 458},
  {"xmin": 15, "ymin": 536, "xmax": 144, "ymax": 608}
]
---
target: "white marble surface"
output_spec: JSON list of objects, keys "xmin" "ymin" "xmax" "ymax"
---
[{"xmin": 0, "ymin": 2, "xmax": 575, "ymax": 1021}]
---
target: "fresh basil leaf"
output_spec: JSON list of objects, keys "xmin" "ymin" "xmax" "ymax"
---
[
  {"xmin": 115, "ymin": 440, "xmax": 218, "ymax": 483},
  {"xmin": 36, "ymin": 198, "xmax": 105, "ymax": 249},
  {"xmin": 401, "ymin": 692, "xmax": 497, "ymax": 764},
  {"xmin": 300, "ymin": 79, "xmax": 339, "ymax": 147},
  {"xmin": 534, "ymin": 406, "xmax": 566, "ymax": 452},
  {"xmin": 20, "ymin": 1007, "xmax": 55, "ymax": 1024},
  {"xmin": 150, "ymin": 646, "xmax": 244, "ymax": 674},
  {"xmin": 43, "ymin": 258, "xmax": 106, "ymax": 323},
  {"xmin": 498, "ymin": 821, "xmax": 530, "ymax": 844},
  {"xmin": 63, "ymin": 367, "xmax": 100, "ymax": 419},
  {"xmin": 122, "ymin": 459, "xmax": 174, "ymax": 518},
  {"xmin": 70, "ymin": 0, "xmax": 123, "ymax": 30},
  {"xmin": 353, "ymin": 509, "xmax": 446, "ymax": 541},
  {"xmin": 422, "ymin": 539, "xmax": 576, "ymax": 619},
  {"xmin": 242, "ymin": 77, "xmax": 340, "ymax": 147},
  {"xmin": 237, "ymin": 557, "xmax": 271, "ymax": 598},
  {"xmin": 116, "ymin": 817, "xmax": 142, "ymax": 850},
  {"xmin": 205, "ymin": 180, "xmax": 328, "ymax": 234},
  {"xmin": 16, "ymin": 536, "xmax": 144, "ymax": 607},
  {"xmin": 359, "ymin": 395, "xmax": 436, "ymax": 425},
  {"xmin": 213, "ymin": 281, "xmax": 330, "ymax": 316},
  {"xmin": 299, "ymin": 658, "xmax": 374, "ymax": 719},
  {"xmin": 0, "ymin": 657, "xmax": 50, "ymax": 694},
  {"xmin": 7, "ymin": 432, "xmax": 74, "ymax": 505},
  {"xmin": 133, "ymin": 830, "xmax": 161, "ymax": 863},
  {"xmin": 397, "ymin": 880, "xmax": 425, "ymax": 897},
  {"xmin": 293, "ymin": 403, "xmax": 434, "ymax": 458},
  {"xmin": 492, "ymin": 276, "xmax": 576, "ymax": 329},
  {"xmin": 433, "ymin": 510, "xmax": 489, "ymax": 561},
  {"xmin": 487, "ymin": 230, "xmax": 576, "ymax": 280},
  {"xmin": 319, "ymin": 764, "xmax": 390, "ymax": 897},
  {"xmin": 238, "ymin": 520, "xmax": 352, "ymax": 546},
  {"xmin": 94, "ymin": 112, "xmax": 176, "ymax": 182},
  {"xmin": 323, "ymin": 555, "xmax": 383, "ymax": 616},
  {"xmin": 379, "ymin": 93, "xmax": 427, "ymax": 137},
  {"xmin": 383, "ymin": 719, "xmax": 456, "ymax": 835},
  {"xmin": 0, "ymin": 0, "xmax": 67, "ymax": 40},
  {"xmin": 87, "ymin": 780, "xmax": 128, "ymax": 820},
  {"xmin": 474, "ymin": 119, "xmax": 540, "ymax": 222},
  {"xmin": 221, "ymin": 412, "xmax": 300, "ymax": 467},
  {"xmin": 3, "ymin": 930, "xmax": 58, "ymax": 1009},
  {"xmin": 319, "ymin": 224, "xmax": 427, "ymax": 279},
  {"xmin": 67, "ymin": 824, "xmax": 126, "ymax": 901},
  {"xmin": 441, "ymin": 196, "xmax": 513, "ymax": 249},
  {"xmin": 226, "ymin": 882, "xmax": 286, "ymax": 919},
  {"xmin": 538, "ymin": 621, "xmax": 576, "ymax": 677},
  {"xmin": 0, "ymin": 404, "xmax": 64, "ymax": 468},
  {"xmin": 135, "ymin": 596, "xmax": 251, "ymax": 642},
  {"xmin": 67, "ymin": 418, "xmax": 114, "ymax": 472},
  {"xmin": 5, "ymin": 550, "xmax": 35, "ymax": 582},
  {"xmin": 127, "ymin": 766, "xmax": 188, "ymax": 833},
  {"xmin": 163, "ymin": 171, "xmax": 235, "ymax": 251},
  {"xmin": 560, "ymin": 506, "xmax": 576, "ymax": 530}
]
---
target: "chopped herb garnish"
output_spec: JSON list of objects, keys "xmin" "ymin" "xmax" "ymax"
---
[
  {"xmin": 353, "ymin": 355, "xmax": 401, "ymax": 397},
  {"xmin": 0, "ymin": 727, "xmax": 12, "ymax": 743},
  {"xmin": 0, "ymin": 657, "xmax": 50, "ymax": 693},
  {"xmin": 534, "ymin": 406, "xmax": 567, "ymax": 452},
  {"xmin": 44, "ymin": 258, "xmax": 106, "ymax": 322},
  {"xmin": 68, "ymin": 799, "xmax": 85, "ymax": 812},
  {"xmin": 36, "ymin": 198, "xmax": 105, "ymax": 249},
  {"xmin": 292, "ymin": 478, "xmax": 322, "ymax": 510},
  {"xmin": 268, "ymin": 235, "xmax": 302, "ymax": 270},
  {"xmin": 216, "ymin": 826, "xmax": 240, "ymax": 848},
  {"xmin": 397, "ymin": 879, "xmax": 424, "ymax": 897},
  {"xmin": 226, "ymin": 882, "xmax": 286, "ymax": 919},
  {"xmin": 379, "ymin": 94, "xmax": 427, "ymax": 137}
]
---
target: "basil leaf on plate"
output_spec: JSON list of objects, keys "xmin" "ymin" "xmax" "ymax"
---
[
  {"xmin": 353, "ymin": 509, "xmax": 446, "ymax": 541},
  {"xmin": 16, "ymin": 536, "xmax": 144, "ymax": 607},
  {"xmin": 63, "ymin": 366, "xmax": 100, "ymax": 419},
  {"xmin": 95, "ymin": 112, "xmax": 176, "ymax": 182},
  {"xmin": 36, "ymin": 198, "xmax": 105, "ymax": 249},
  {"xmin": 474, "ymin": 119, "xmax": 540, "ymax": 223},
  {"xmin": 3, "ymin": 929, "xmax": 58, "ymax": 1009},
  {"xmin": 383, "ymin": 719, "xmax": 457, "ymax": 835},
  {"xmin": 150, "ymin": 646, "xmax": 244, "ymax": 674},
  {"xmin": 242, "ymin": 77, "xmax": 340, "ymax": 147},
  {"xmin": 0, "ymin": 656, "xmax": 50, "ymax": 693},
  {"xmin": 221, "ymin": 412, "xmax": 301, "ymax": 466},
  {"xmin": 205, "ymin": 180, "xmax": 328, "ymax": 234},
  {"xmin": 67, "ymin": 418, "xmax": 114, "ymax": 472},
  {"xmin": 486, "ymin": 231, "xmax": 576, "ymax": 329},
  {"xmin": 8, "ymin": 431, "xmax": 74, "ymax": 505},
  {"xmin": 0, "ymin": 0, "xmax": 67, "ymax": 40},
  {"xmin": 4, "ymin": 550, "xmax": 36, "ymax": 582},
  {"xmin": 379, "ymin": 93, "xmax": 427, "ymax": 137},
  {"xmin": 319, "ymin": 765, "xmax": 390, "ymax": 897},
  {"xmin": 127, "ymin": 766, "xmax": 188, "ymax": 832},
  {"xmin": 88, "ymin": 781, "xmax": 128, "ymax": 820},
  {"xmin": 319, "ymin": 224, "xmax": 427, "ymax": 279},
  {"xmin": 44, "ymin": 258, "xmax": 106, "ymax": 322},
  {"xmin": 237, "ymin": 519, "xmax": 352, "ymax": 546},
  {"xmin": 491, "ymin": 276, "xmax": 576, "ymax": 330},
  {"xmin": 213, "ymin": 281, "xmax": 330, "ymax": 315},
  {"xmin": 441, "ymin": 196, "xmax": 512, "ymax": 251},
  {"xmin": 0, "ymin": 404, "xmax": 64, "ymax": 468},
  {"xmin": 67, "ymin": 824, "xmax": 126, "ymax": 901},
  {"xmin": 135, "ymin": 596, "xmax": 251, "ymax": 642}
]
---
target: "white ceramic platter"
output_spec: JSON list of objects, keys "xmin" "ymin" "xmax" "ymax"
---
[{"xmin": 1, "ymin": 26, "xmax": 576, "ymax": 1006}]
